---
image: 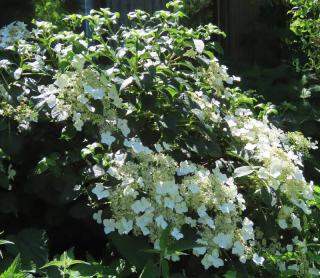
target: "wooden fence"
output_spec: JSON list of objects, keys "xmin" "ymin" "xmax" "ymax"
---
[
  {"xmin": 105, "ymin": 0, "xmax": 168, "ymax": 23},
  {"xmin": 104, "ymin": 0, "xmax": 168, "ymax": 12},
  {"xmin": 81, "ymin": 0, "xmax": 169, "ymax": 24}
]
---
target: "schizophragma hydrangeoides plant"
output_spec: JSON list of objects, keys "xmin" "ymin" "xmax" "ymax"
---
[{"xmin": 0, "ymin": 0, "xmax": 318, "ymax": 275}]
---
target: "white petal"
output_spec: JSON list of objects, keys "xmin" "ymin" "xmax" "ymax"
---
[{"xmin": 193, "ymin": 39, "xmax": 205, "ymax": 54}]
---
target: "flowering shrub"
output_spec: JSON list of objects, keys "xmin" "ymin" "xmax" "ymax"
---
[
  {"xmin": 0, "ymin": 0, "xmax": 318, "ymax": 276},
  {"xmin": 290, "ymin": 0, "xmax": 320, "ymax": 74}
]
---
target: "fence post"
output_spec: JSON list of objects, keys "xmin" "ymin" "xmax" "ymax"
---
[{"xmin": 84, "ymin": 0, "xmax": 93, "ymax": 36}]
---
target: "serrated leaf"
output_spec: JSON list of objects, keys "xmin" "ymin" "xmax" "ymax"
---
[
  {"xmin": 72, "ymin": 261, "xmax": 119, "ymax": 277},
  {"xmin": 0, "ymin": 255, "xmax": 23, "ymax": 278},
  {"xmin": 6, "ymin": 229, "xmax": 48, "ymax": 269},
  {"xmin": 41, "ymin": 259, "xmax": 89, "ymax": 269},
  {"xmin": 109, "ymin": 234, "xmax": 155, "ymax": 270},
  {"xmin": 41, "ymin": 248, "xmax": 89, "ymax": 271}
]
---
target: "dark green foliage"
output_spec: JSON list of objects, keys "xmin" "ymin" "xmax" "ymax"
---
[
  {"xmin": 0, "ymin": 0, "xmax": 34, "ymax": 27},
  {"xmin": 0, "ymin": 1, "xmax": 319, "ymax": 277},
  {"xmin": 182, "ymin": 0, "xmax": 215, "ymax": 26},
  {"xmin": 33, "ymin": 0, "xmax": 65, "ymax": 24},
  {"xmin": 0, "ymin": 255, "xmax": 25, "ymax": 278}
]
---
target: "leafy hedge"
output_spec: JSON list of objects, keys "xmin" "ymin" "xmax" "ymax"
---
[
  {"xmin": 0, "ymin": 1, "xmax": 319, "ymax": 277},
  {"xmin": 290, "ymin": 0, "xmax": 320, "ymax": 73}
]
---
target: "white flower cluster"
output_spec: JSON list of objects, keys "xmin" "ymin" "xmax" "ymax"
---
[
  {"xmin": 225, "ymin": 110, "xmax": 315, "ymax": 226},
  {"xmin": 7, "ymin": 12, "xmax": 314, "ymax": 272},
  {"xmin": 0, "ymin": 21, "xmax": 29, "ymax": 49},
  {"xmin": 92, "ymin": 151, "xmax": 257, "ymax": 269},
  {"xmin": 33, "ymin": 56, "xmax": 317, "ymax": 271},
  {"xmin": 32, "ymin": 51, "xmax": 318, "ymax": 272},
  {"xmin": 37, "ymin": 68, "xmax": 128, "ymax": 136}
]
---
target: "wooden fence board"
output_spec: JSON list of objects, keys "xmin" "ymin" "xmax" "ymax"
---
[{"xmin": 104, "ymin": 0, "xmax": 168, "ymax": 14}]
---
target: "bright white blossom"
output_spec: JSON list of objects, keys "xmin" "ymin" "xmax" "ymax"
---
[
  {"xmin": 93, "ymin": 210, "xmax": 103, "ymax": 224},
  {"xmin": 103, "ymin": 219, "xmax": 116, "ymax": 234},
  {"xmin": 252, "ymin": 253, "xmax": 265, "ymax": 266},
  {"xmin": 117, "ymin": 119, "xmax": 130, "ymax": 137},
  {"xmin": 115, "ymin": 218, "xmax": 133, "ymax": 235},
  {"xmin": 171, "ymin": 228, "xmax": 184, "ymax": 240},
  {"xmin": 92, "ymin": 165, "xmax": 105, "ymax": 177},
  {"xmin": 11, "ymin": 14, "xmax": 316, "ymax": 272},
  {"xmin": 84, "ymin": 84, "xmax": 105, "ymax": 100},
  {"xmin": 155, "ymin": 215, "xmax": 168, "ymax": 229},
  {"xmin": 92, "ymin": 183, "xmax": 110, "ymax": 200},
  {"xmin": 213, "ymin": 233, "xmax": 233, "ymax": 249},
  {"xmin": 201, "ymin": 250, "xmax": 224, "ymax": 269},
  {"xmin": 101, "ymin": 131, "xmax": 116, "ymax": 146},
  {"xmin": 131, "ymin": 197, "xmax": 152, "ymax": 214}
]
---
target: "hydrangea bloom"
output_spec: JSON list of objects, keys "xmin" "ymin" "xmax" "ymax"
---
[
  {"xmin": 0, "ymin": 21, "xmax": 29, "ymax": 49},
  {"xmin": 0, "ymin": 3, "xmax": 317, "ymax": 273}
]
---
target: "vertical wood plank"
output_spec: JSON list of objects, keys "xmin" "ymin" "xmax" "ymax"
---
[
  {"xmin": 134, "ymin": 0, "xmax": 145, "ymax": 11},
  {"xmin": 109, "ymin": 0, "xmax": 115, "ymax": 11},
  {"xmin": 119, "ymin": 0, "xmax": 126, "ymax": 24},
  {"xmin": 99, "ymin": 0, "xmax": 171, "ymax": 25},
  {"xmin": 144, "ymin": 0, "xmax": 152, "ymax": 13},
  {"xmin": 105, "ymin": 0, "xmax": 111, "ymax": 8}
]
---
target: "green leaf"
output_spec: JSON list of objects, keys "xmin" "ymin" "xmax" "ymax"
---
[
  {"xmin": 0, "ymin": 255, "xmax": 24, "ymax": 278},
  {"xmin": 0, "ymin": 240, "xmax": 13, "ymax": 246},
  {"xmin": 161, "ymin": 260, "xmax": 170, "ymax": 278},
  {"xmin": 233, "ymin": 166, "xmax": 254, "ymax": 178},
  {"xmin": 186, "ymin": 138, "xmax": 222, "ymax": 158},
  {"xmin": 183, "ymin": 49, "xmax": 197, "ymax": 59},
  {"xmin": 161, "ymin": 113, "xmax": 177, "ymax": 132},
  {"xmin": 0, "ymin": 172, "xmax": 9, "ymax": 190},
  {"xmin": 159, "ymin": 227, "xmax": 171, "ymax": 251},
  {"xmin": 260, "ymin": 186, "xmax": 274, "ymax": 208},
  {"xmin": 6, "ymin": 229, "xmax": 48, "ymax": 269},
  {"xmin": 224, "ymin": 271, "xmax": 237, "ymax": 278},
  {"xmin": 81, "ymin": 143, "xmax": 103, "ymax": 159},
  {"xmin": 41, "ymin": 259, "xmax": 89, "ymax": 269},
  {"xmin": 41, "ymin": 248, "xmax": 89, "ymax": 271},
  {"xmin": 72, "ymin": 261, "xmax": 119, "ymax": 277},
  {"xmin": 163, "ymin": 86, "xmax": 178, "ymax": 98},
  {"xmin": 168, "ymin": 240, "xmax": 203, "ymax": 253},
  {"xmin": 253, "ymin": 211, "xmax": 278, "ymax": 238},
  {"xmin": 139, "ymin": 261, "xmax": 158, "ymax": 278},
  {"xmin": 141, "ymin": 73, "xmax": 154, "ymax": 91},
  {"xmin": 141, "ymin": 249, "xmax": 161, "ymax": 255},
  {"xmin": 109, "ymin": 234, "xmax": 156, "ymax": 270},
  {"xmin": 176, "ymin": 61, "xmax": 196, "ymax": 71},
  {"xmin": 310, "ymin": 85, "xmax": 320, "ymax": 94},
  {"xmin": 34, "ymin": 153, "xmax": 60, "ymax": 175}
]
